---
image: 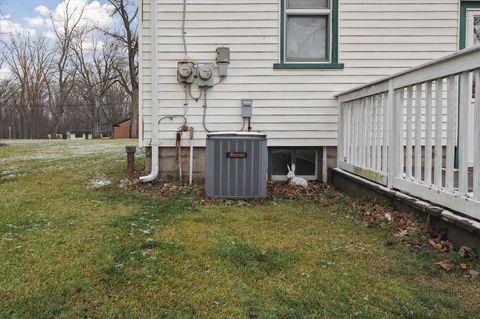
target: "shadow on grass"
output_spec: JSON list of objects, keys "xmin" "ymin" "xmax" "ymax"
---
[
  {"xmin": 3, "ymin": 286, "xmax": 78, "ymax": 319},
  {"xmin": 101, "ymin": 237, "xmax": 186, "ymax": 286},
  {"xmin": 104, "ymin": 192, "xmax": 199, "ymax": 230},
  {"xmin": 213, "ymin": 238, "xmax": 298, "ymax": 278},
  {"xmin": 97, "ymin": 191, "xmax": 197, "ymax": 287}
]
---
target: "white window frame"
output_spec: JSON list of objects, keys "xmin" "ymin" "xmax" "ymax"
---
[{"xmin": 284, "ymin": 1, "xmax": 333, "ymax": 63}]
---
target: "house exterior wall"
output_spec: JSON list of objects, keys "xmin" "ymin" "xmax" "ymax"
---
[
  {"xmin": 140, "ymin": 0, "xmax": 460, "ymax": 150},
  {"xmin": 114, "ymin": 121, "xmax": 131, "ymax": 139}
]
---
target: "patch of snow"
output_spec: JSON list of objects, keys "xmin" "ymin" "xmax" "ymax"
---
[{"xmin": 90, "ymin": 178, "xmax": 112, "ymax": 188}]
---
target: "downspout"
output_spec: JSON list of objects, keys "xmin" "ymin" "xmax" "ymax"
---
[{"xmin": 140, "ymin": 0, "xmax": 159, "ymax": 183}]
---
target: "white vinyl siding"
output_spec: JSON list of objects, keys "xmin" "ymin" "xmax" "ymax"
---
[{"xmin": 140, "ymin": 0, "xmax": 459, "ymax": 147}]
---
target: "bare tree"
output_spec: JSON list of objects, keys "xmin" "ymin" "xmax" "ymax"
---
[
  {"xmin": 1, "ymin": 36, "xmax": 52, "ymax": 138},
  {"xmin": 70, "ymin": 30, "xmax": 119, "ymax": 137},
  {"xmin": 103, "ymin": 0, "xmax": 138, "ymax": 138},
  {"xmin": 45, "ymin": 0, "xmax": 84, "ymax": 137},
  {"xmin": 0, "ymin": 1, "xmax": 136, "ymax": 139}
]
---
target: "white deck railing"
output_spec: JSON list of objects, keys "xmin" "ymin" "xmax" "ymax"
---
[{"xmin": 337, "ymin": 45, "xmax": 480, "ymax": 220}]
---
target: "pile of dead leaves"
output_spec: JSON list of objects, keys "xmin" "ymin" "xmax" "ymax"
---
[
  {"xmin": 428, "ymin": 239, "xmax": 454, "ymax": 253},
  {"xmin": 426, "ymin": 226, "xmax": 477, "ymax": 275},
  {"xmin": 267, "ymin": 181, "xmax": 337, "ymax": 203},
  {"xmin": 434, "ymin": 259, "xmax": 480, "ymax": 277},
  {"xmin": 352, "ymin": 203, "xmax": 418, "ymax": 237},
  {"xmin": 353, "ymin": 202, "xmax": 480, "ymax": 277}
]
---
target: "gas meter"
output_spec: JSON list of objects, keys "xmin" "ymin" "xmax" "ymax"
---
[
  {"xmin": 177, "ymin": 61, "xmax": 195, "ymax": 83},
  {"xmin": 196, "ymin": 63, "xmax": 215, "ymax": 87}
]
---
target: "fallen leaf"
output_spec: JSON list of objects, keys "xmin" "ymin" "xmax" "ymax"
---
[
  {"xmin": 435, "ymin": 260, "xmax": 454, "ymax": 271},
  {"xmin": 440, "ymin": 240, "xmax": 454, "ymax": 252},
  {"xmin": 429, "ymin": 239, "xmax": 444, "ymax": 251},
  {"xmin": 460, "ymin": 263, "xmax": 469, "ymax": 271}
]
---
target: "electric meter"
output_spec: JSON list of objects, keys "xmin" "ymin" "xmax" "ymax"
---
[
  {"xmin": 196, "ymin": 63, "xmax": 215, "ymax": 87},
  {"xmin": 179, "ymin": 64, "xmax": 193, "ymax": 78},
  {"xmin": 177, "ymin": 61, "xmax": 195, "ymax": 83},
  {"xmin": 198, "ymin": 67, "xmax": 212, "ymax": 80}
]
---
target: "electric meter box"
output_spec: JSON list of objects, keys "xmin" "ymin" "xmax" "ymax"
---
[
  {"xmin": 177, "ymin": 61, "xmax": 195, "ymax": 84},
  {"xmin": 205, "ymin": 132, "xmax": 267, "ymax": 199},
  {"xmin": 216, "ymin": 47, "xmax": 230, "ymax": 64},
  {"xmin": 241, "ymin": 99, "xmax": 252, "ymax": 118},
  {"xmin": 196, "ymin": 63, "xmax": 215, "ymax": 87}
]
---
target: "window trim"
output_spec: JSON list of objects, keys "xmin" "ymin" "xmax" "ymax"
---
[
  {"xmin": 460, "ymin": 1, "xmax": 480, "ymax": 50},
  {"xmin": 274, "ymin": 0, "xmax": 343, "ymax": 69}
]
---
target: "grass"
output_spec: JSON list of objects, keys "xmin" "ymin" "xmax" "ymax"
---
[{"xmin": 1, "ymin": 139, "xmax": 480, "ymax": 318}]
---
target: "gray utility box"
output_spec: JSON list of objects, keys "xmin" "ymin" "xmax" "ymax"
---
[{"xmin": 205, "ymin": 132, "xmax": 267, "ymax": 199}]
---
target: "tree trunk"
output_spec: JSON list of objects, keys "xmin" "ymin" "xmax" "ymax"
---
[
  {"xmin": 130, "ymin": 88, "xmax": 139, "ymax": 138},
  {"xmin": 92, "ymin": 99, "xmax": 101, "ymax": 138}
]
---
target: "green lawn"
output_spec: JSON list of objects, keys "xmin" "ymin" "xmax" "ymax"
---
[{"xmin": 1, "ymin": 139, "xmax": 479, "ymax": 318}]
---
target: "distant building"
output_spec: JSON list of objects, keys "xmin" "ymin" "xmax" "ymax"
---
[
  {"xmin": 100, "ymin": 131, "xmax": 112, "ymax": 139},
  {"xmin": 113, "ymin": 118, "xmax": 132, "ymax": 139},
  {"xmin": 66, "ymin": 130, "xmax": 92, "ymax": 140},
  {"xmin": 47, "ymin": 133, "xmax": 63, "ymax": 139}
]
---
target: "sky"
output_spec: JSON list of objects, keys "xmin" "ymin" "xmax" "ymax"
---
[
  {"xmin": 2, "ymin": 0, "xmax": 65, "ymax": 22},
  {"xmin": 0, "ymin": 0, "xmax": 115, "ymax": 38},
  {"xmin": 0, "ymin": 0, "xmax": 119, "ymax": 79}
]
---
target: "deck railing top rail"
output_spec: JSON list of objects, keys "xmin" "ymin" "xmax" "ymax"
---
[{"xmin": 337, "ymin": 45, "xmax": 480, "ymax": 103}]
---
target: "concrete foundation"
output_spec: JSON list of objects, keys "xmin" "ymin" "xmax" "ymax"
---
[
  {"xmin": 145, "ymin": 147, "xmax": 206, "ymax": 183},
  {"xmin": 145, "ymin": 146, "xmax": 339, "ymax": 183}
]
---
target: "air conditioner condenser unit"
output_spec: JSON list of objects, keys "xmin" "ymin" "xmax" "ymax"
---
[{"xmin": 205, "ymin": 132, "xmax": 267, "ymax": 199}]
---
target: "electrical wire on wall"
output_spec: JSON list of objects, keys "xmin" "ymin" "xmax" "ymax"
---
[
  {"xmin": 202, "ymin": 87, "xmax": 211, "ymax": 133},
  {"xmin": 188, "ymin": 83, "xmax": 202, "ymax": 102},
  {"xmin": 202, "ymin": 87, "xmax": 246, "ymax": 133},
  {"xmin": 179, "ymin": 0, "xmax": 246, "ymax": 136},
  {"xmin": 182, "ymin": 0, "xmax": 188, "ymax": 57}
]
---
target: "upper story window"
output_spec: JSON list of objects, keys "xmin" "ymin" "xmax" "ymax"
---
[
  {"xmin": 285, "ymin": 0, "xmax": 330, "ymax": 62},
  {"xmin": 274, "ymin": 0, "xmax": 343, "ymax": 69}
]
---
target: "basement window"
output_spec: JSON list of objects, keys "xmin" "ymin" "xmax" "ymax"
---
[{"xmin": 269, "ymin": 148, "xmax": 321, "ymax": 180}]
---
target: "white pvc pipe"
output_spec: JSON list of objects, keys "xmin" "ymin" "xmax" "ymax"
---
[
  {"xmin": 140, "ymin": 0, "xmax": 159, "ymax": 183},
  {"xmin": 140, "ymin": 146, "xmax": 159, "ymax": 182}
]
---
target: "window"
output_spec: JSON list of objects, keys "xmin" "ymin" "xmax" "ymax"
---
[
  {"xmin": 274, "ymin": 0, "xmax": 343, "ymax": 69},
  {"xmin": 269, "ymin": 148, "xmax": 321, "ymax": 180}
]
